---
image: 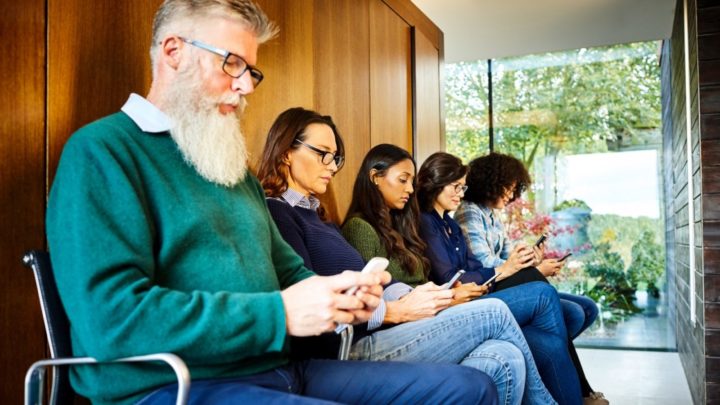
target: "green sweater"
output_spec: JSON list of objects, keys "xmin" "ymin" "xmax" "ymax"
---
[
  {"xmin": 46, "ymin": 112, "xmax": 314, "ymax": 405},
  {"xmin": 341, "ymin": 216, "xmax": 427, "ymax": 287}
]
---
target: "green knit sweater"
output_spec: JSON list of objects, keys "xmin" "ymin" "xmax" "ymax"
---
[
  {"xmin": 341, "ymin": 216, "xmax": 427, "ymax": 287},
  {"xmin": 47, "ymin": 112, "xmax": 314, "ymax": 405}
]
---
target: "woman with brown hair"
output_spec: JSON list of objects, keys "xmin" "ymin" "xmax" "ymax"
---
[
  {"xmin": 343, "ymin": 144, "xmax": 583, "ymax": 405},
  {"xmin": 258, "ymin": 108, "xmax": 559, "ymax": 405}
]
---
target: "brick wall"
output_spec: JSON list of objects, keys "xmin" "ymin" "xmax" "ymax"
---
[{"xmin": 663, "ymin": 0, "xmax": 720, "ymax": 403}]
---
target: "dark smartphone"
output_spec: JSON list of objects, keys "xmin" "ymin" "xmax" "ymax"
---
[
  {"xmin": 443, "ymin": 270, "xmax": 466, "ymax": 289},
  {"xmin": 535, "ymin": 234, "xmax": 547, "ymax": 247},
  {"xmin": 558, "ymin": 253, "xmax": 572, "ymax": 261}
]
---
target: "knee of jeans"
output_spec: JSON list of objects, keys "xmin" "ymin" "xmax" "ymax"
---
[{"xmin": 466, "ymin": 340, "xmax": 526, "ymax": 382}]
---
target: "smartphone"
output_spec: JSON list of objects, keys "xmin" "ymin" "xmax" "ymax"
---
[
  {"xmin": 558, "ymin": 253, "xmax": 572, "ymax": 262},
  {"xmin": 336, "ymin": 257, "xmax": 389, "ymax": 334},
  {"xmin": 343, "ymin": 257, "xmax": 390, "ymax": 296},
  {"xmin": 535, "ymin": 234, "xmax": 547, "ymax": 247},
  {"xmin": 442, "ymin": 270, "xmax": 466, "ymax": 289},
  {"xmin": 481, "ymin": 272, "xmax": 499, "ymax": 287}
]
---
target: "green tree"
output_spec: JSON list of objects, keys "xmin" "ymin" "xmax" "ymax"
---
[
  {"xmin": 627, "ymin": 230, "xmax": 665, "ymax": 297},
  {"xmin": 445, "ymin": 42, "xmax": 662, "ymax": 167}
]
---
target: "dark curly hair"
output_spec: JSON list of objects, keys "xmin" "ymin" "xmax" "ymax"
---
[
  {"xmin": 417, "ymin": 152, "xmax": 468, "ymax": 212},
  {"xmin": 463, "ymin": 152, "xmax": 531, "ymax": 206},
  {"xmin": 344, "ymin": 144, "xmax": 429, "ymax": 276}
]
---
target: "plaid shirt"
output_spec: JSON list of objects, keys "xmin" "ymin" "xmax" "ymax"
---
[{"xmin": 454, "ymin": 201, "xmax": 509, "ymax": 268}]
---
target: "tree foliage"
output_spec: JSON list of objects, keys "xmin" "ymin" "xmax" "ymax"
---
[{"xmin": 445, "ymin": 42, "xmax": 662, "ymax": 167}]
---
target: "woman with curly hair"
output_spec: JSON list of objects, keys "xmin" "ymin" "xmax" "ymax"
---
[
  {"xmin": 258, "ymin": 109, "xmax": 562, "ymax": 404},
  {"xmin": 343, "ymin": 144, "xmax": 584, "ymax": 405},
  {"xmin": 455, "ymin": 152, "xmax": 607, "ymax": 405}
]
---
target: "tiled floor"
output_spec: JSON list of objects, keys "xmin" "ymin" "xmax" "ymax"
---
[{"xmin": 577, "ymin": 348, "xmax": 693, "ymax": 404}]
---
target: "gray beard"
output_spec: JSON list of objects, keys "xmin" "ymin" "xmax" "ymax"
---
[{"xmin": 161, "ymin": 65, "xmax": 249, "ymax": 187}]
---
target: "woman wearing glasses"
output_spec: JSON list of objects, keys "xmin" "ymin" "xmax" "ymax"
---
[
  {"xmin": 257, "ymin": 108, "xmax": 559, "ymax": 405},
  {"xmin": 448, "ymin": 152, "xmax": 607, "ymax": 405},
  {"xmin": 342, "ymin": 144, "xmax": 583, "ymax": 405}
]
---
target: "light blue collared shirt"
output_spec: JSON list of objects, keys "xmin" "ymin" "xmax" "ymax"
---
[
  {"xmin": 120, "ymin": 93, "xmax": 173, "ymax": 133},
  {"xmin": 280, "ymin": 188, "xmax": 321, "ymax": 211}
]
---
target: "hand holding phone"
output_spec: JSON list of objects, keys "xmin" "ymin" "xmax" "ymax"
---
[
  {"xmin": 558, "ymin": 253, "xmax": 572, "ymax": 262},
  {"xmin": 336, "ymin": 257, "xmax": 389, "ymax": 334},
  {"xmin": 535, "ymin": 234, "xmax": 547, "ymax": 247},
  {"xmin": 481, "ymin": 272, "xmax": 499, "ymax": 287},
  {"xmin": 442, "ymin": 270, "xmax": 466, "ymax": 289},
  {"xmin": 344, "ymin": 257, "xmax": 390, "ymax": 296}
]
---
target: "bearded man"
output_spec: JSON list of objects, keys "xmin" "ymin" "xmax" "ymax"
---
[{"xmin": 45, "ymin": 1, "xmax": 498, "ymax": 404}]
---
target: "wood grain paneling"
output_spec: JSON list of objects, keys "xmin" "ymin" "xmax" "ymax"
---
[
  {"xmin": 313, "ymin": 0, "xmax": 371, "ymax": 221},
  {"xmin": 413, "ymin": 27, "xmax": 441, "ymax": 167},
  {"xmin": 701, "ymin": 114, "xmax": 720, "ymax": 141},
  {"xmin": 0, "ymin": 1, "xmax": 47, "ymax": 402},
  {"xmin": 48, "ymin": 1, "xmax": 161, "ymax": 185},
  {"xmin": 699, "ymin": 33, "xmax": 720, "ymax": 61},
  {"xmin": 369, "ymin": 0, "xmax": 412, "ymax": 152},
  {"xmin": 701, "ymin": 85, "xmax": 720, "ymax": 114},
  {"xmin": 246, "ymin": 0, "xmax": 315, "ymax": 170},
  {"xmin": 382, "ymin": 0, "xmax": 442, "ymax": 50},
  {"xmin": 698, "ymin": 5, "xmax": 720, "ymax": 35}
]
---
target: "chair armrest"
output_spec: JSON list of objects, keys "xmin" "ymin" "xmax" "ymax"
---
[{"xmin": 24, "ymin": 353, "xmax": 190, "ymax": 405}]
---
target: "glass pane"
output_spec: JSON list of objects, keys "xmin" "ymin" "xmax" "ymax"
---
[
  {"xmin": 444, "ymin": 61, "xmax": 490, "ymax": 162},
  {"xmin": 448, "ymin": 41, "xmax": 671, "ymax": 350}
]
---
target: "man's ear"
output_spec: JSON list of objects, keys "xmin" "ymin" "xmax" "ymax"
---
[{"xmin": 159, "ymin": 36, "xmax": 184, "ymax": 70}]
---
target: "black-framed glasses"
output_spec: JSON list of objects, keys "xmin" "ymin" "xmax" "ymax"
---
[
  {"xmin": 294, "ymin": 139, "xmax": 345, "ymax": 170},
  {"xmin": 179, "ymin": 37, "xmax": 264, "ymax": 87},
  {"xmin": 449, "ymin": 182, "xmax": 468, "ymax": 194}
]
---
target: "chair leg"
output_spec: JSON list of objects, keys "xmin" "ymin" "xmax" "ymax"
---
[{"xmin": 337, "ymin": 325, "xmax": 354, "ymax": 361}]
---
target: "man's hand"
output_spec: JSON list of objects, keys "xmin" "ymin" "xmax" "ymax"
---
[
  {"xmin": 537, "ymin": 258, "xmax": 564, "ymax": 277},
  {"xmin": 450, "ymin": 282, "xmax": 488, "ymax": 306},
  {"xmin": 280, "ymin": 270, "xmax": 390, "ymax": 337},
  {"xmin": 384, "ymin": 282, "xmax": 453, "ymax": 324}
]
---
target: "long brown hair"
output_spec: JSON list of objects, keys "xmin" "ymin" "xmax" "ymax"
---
[
  {"xmin": 257, "ymin": 107, "xmax": 344, "ymax": 220},
  {"xmin": 344, "ymin": 144, "xmax": 429, "ymax": 276}
]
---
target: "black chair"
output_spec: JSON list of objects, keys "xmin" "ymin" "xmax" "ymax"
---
[{"xmin": 22, "ymin": 250, "xmax": 190, "ymax": 405}]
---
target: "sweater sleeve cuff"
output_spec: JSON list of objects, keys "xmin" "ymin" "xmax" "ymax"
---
[
  {"xmin": 383, "ymin": 283, "xmax": 413, "ymax": 301},
  {"xmin": 367, "ymin": 299, "xmax": 386, "ymax": 330}
]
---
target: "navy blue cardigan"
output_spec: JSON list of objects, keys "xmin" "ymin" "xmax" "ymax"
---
[
  {"xmin": 266, "ymin": 198, "xmax": 371, "ymax": 359},
  {"xmin": 419, "ymin": 210, "xmax": 497, "ymax": 288}
]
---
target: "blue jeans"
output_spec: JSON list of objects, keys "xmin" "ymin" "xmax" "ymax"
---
[
  {"xmin": 558, "ymin": 293, "xmax": 599, "ymax": 339},
  {"xmin": 350, "ymin": 298, "xmax": 556, "ymax": 405},
  {"xmin": 488, "ymin": 282, "xmax": 582, "ymax": 405},
  {"xmin": 137, "ymin": 359, "xmax": 498, "ymax": 404}
]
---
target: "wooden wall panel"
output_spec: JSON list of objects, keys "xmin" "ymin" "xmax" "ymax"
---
[
  {"xmin": 313, "ymin": 0, "xmax": 371, "ymax": 221},
  {"xmin": 48, "ymin": 1, "xmax": 161, "ymax": 185},
  {"xmin": 0, "ymin": 1, "xmax": 47, "ymax": 403},
  {"xmin": 413, "ymin": 28, "xmax": 442, "ymax": 167},
  {"xmin": 246, "ymin": 0, "xmax": 315, "ymax": 170},
  {"xmin": 369, "ymin": 0, "xmax": 413, "ymax": 152}
]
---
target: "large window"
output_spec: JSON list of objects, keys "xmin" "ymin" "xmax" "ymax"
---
[{"xmin": 446, "ymin": 41, "xmax": 672, "ymax": 350}]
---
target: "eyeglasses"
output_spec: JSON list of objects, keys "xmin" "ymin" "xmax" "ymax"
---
[
  {"xmin": 294, "ymin": 139, "xmax": 345, "ymax": 169},
  {"xmin": 179, "ymin": 37, "xmax": 264, "ymax": 87},
  {"xmin": 449, "ymin": 182, "xmax": 468, "ymax": 194}
]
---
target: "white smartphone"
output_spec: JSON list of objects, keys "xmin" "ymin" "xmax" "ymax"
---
[
  {"xmin": 442, "ymin": 269, "xmax": 466, "ymax": 289},
  {"xmin": 336, "ymin": 257, "xmax": 389, "ymax": 334},
  {"xmin": 481, "ymin": 272, "xmax": 500, "ymax": 287},
  {"xmin": 344, "ymin": 257, "xmax": 390, "ymax": 296}
]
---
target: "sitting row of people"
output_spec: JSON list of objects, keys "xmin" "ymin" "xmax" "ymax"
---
[
  {"xmin": 257, "ymin": 107, "xmax": 608, "ymax": 405},
  {"xmin": 46, "ymin": 1, "xmax": 604, "ymax": 403}
]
